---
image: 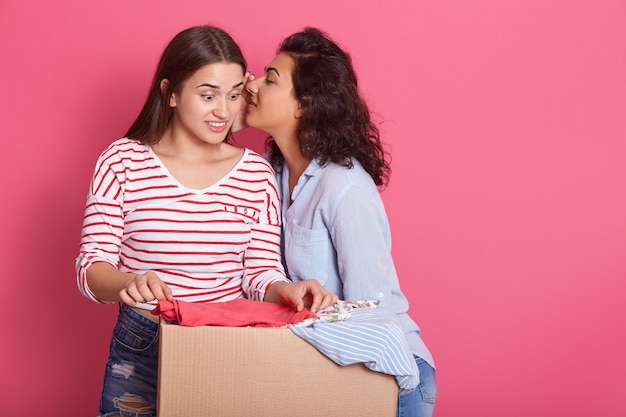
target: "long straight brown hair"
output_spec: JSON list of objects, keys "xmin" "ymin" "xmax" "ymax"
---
[{"xmin": 126, "ymin": 25, "xmax": 246, "ymax": 145}]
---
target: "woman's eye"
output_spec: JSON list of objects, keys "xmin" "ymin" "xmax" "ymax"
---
[
  {"xmin": 264, "ymin": 78, "xmax": 275, "ymax": 85},
  {"xmin": 229, "ymin": 93, "xmax": 241, "ymax": 100},
  {"xmin": 202, "ymin": 94, "xmax": 215, "ymax": 101}
]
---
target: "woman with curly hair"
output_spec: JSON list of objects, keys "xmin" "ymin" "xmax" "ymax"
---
[{"xmin": 244, "ymin": 27, "xmax": 437, "ymax": 417}]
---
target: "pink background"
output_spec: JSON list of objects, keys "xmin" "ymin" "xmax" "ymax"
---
[{"xmin": 1, "ymin": 1, "xmax": 625, "ymax": 415}]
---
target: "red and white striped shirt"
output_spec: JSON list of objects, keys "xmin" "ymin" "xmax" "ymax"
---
[{"xmin": 76, "ymin": 138, "xmax": 289, "ymax": 307}]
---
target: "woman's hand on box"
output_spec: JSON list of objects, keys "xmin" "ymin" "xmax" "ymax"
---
[
  {"xmin": 266, "ymin": 280, "xmax": 338, "ymax": 313},
  {"xmin": 120, "ymin": 271, "xmax": 173, "ymax": 306}
]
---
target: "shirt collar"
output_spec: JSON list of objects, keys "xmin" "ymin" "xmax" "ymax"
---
[
  {"xmin": 302, "ymin": 158, "xmax": 323, "ymax": 177},
  {"xmin": 286, "ymin": 158, "xmax": 324, "ymax": 202}
]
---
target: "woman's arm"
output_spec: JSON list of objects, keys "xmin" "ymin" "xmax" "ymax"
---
[
  {"xmin": 264, "ymin": 280, "xmax": 337, "ymax": 313},
  {"xmin": 86, "ymin": 262, "xmax": 173, "ymax": 305},
  {"xmin": 330, "ymin": 185, "xmax": 395, "ymax": 306},
  {"xmin": 76, "ymin": 147, "xmax": 172, "ymax": 305}
]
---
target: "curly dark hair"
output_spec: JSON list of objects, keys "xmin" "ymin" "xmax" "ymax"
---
[{"xmin": 266, "ymin": 27, "xmax": 391, "ymax": 186}]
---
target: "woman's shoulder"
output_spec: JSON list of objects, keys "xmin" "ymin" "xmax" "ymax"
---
[
  {"xmin": 92, "ymin": 138, "xmax": 151, "ymax": 177},
  {"xmin": 319, "ymin": 159, "xmax": 376, "ymax": 189},
  {"xmin": 239, "ymin": 148, "xmax": 276, "ymax": 176},
  {"xmin": 100, "ymin": 137, "xmax": 148, "ymax": 158},
  {"xmin": 319, "ymin": 161, "xmax": 386, "ymax": 213}
]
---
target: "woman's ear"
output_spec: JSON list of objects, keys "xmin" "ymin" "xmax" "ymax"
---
[
  {"xmin": 294, "ymin": 101, "xmax": 303, "ymax": 119},
  {"xmin": 160, "ymin": 79, "xmax": 175, "ymax": 107}
]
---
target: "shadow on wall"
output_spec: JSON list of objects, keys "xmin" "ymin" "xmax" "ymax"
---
[
  {"xmin": 15, "ymin": 178, "xmax": 117, "ymax": 414},
  {"xmin": 232, "ymin": 128, "xmax": 269, "ymax": 155},
  {"xmin": 7, "ymin": 66, "xmax": 149, "ymax": 414}
]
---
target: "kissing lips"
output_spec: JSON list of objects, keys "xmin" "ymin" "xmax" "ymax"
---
[{"xmin": 246, "ymin": 96, "xmax": 257, "ymax": 110}]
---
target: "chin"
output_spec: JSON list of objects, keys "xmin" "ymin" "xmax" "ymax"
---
[{"xmin": 244, "ymin": 117, "xmax": 256, "ymax": 128}]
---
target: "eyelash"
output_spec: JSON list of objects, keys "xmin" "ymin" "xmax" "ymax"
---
[{"xmin": 264, "ymin": 79, "xmax": 275, "ymax": 85}]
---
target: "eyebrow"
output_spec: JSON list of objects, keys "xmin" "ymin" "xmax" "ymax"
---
[
  {"xmin": 197, "ymin": 81, "xmax": 244, "ymax": 89},
  {"xmin": 265, "ymin": 67, "xmax": 280, "ymax": 76}
]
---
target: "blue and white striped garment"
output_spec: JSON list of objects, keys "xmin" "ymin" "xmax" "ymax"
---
[{"xmin": 289, "ymin": 307, "xmax": 419, "ymax": 393}]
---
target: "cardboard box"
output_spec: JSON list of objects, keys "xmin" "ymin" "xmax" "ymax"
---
[{"xmin": 157, "ymin": 321, "xmax": 398, "ymax": 417}]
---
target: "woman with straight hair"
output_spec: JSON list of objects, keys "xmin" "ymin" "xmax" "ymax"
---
[{"xmin": 77, "ymin": 25, "xmax": 335, "ymax": 417}]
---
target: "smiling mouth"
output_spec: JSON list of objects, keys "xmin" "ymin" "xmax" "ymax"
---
[{"xmin": 207, "ymin": 121, "xmax": 226, "ymax": 127}]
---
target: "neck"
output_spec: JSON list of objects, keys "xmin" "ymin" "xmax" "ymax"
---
[
  {"xmin": 278, "ymin": 140, "xmax": 307, "ymax": 174},
  {"xmin": 157, "ymin": 127, "xmax": 227, "ymax": 162},
  {"xmin": 273, "ymin": 134, "xmax": 310, "ymax": 198}
]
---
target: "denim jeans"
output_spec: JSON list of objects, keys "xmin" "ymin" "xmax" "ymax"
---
[
  {"xmin": 98, "ymin": 303, "xmax": 160, "ymax": 417},
  {"xmin": 397, "ymin": 355, "xmax": 437, "ymax": 417}
]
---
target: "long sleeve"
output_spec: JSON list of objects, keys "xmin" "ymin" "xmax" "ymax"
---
[
  {"xmin": 242, "ymin": 172, "xmax": 290, "ymax": 301},
  {"xmin": 76, "ymin": 148, "xmax": 126, "ymax": 303},
  {"xmin": 329, "ymin": 184, "xmax": 396, "ymax": 308}
]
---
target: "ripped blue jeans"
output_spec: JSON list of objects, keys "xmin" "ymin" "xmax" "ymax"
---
[{"xmin": 98, "ymin": 303, "xmax": 159, "ymax": 417}]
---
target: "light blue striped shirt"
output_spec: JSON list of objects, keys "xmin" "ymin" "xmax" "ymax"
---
[
  {"xmin": 275, "ymin": 158, "xmax": 435, "ymax": 375},
  {"xmin": 291, "ymin": 306, "xmax": 419, "ymax": 393}
]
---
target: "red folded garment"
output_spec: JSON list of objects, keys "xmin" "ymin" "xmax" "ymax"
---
[{"xmin": 151, "ymin": 298, "xmax": 316, "ymax": 327}]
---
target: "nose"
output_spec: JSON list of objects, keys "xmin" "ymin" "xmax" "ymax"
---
[
  {"xmin": 245, "ymin": 76, "xmax": 259, "ymax": 94},
  {"xmin": 213, "ymin": 97, "xmax": 229, "ymax": 118}
]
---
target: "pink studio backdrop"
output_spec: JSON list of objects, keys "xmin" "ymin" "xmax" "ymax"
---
[{"xmin": 1, "ymin": 1, "xmax": 624, "ymax": 415}]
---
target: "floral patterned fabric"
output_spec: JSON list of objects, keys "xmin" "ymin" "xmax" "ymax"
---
[{"xmin": 294, "ymin": 300, "xmax": 380, "ymax": 326}]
